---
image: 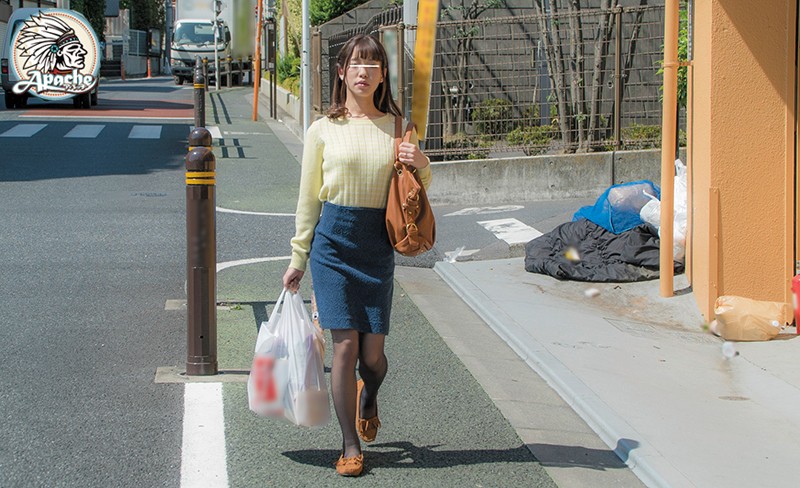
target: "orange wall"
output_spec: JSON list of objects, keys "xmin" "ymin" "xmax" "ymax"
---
[{"xmin": 691, "ymin": 0, "xmax": 795, "ymax": 319}]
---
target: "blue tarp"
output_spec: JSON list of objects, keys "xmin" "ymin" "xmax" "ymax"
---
[{"xmin": 573, "ymin": 180, "xmax": 661, "ymax": 234}]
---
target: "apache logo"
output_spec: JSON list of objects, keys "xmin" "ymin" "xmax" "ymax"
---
[{"xmin": 10, "ymin": 11, "xmax": 99, "ymax": 100}]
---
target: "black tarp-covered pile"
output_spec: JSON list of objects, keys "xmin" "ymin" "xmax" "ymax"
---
[
  {"xmin": 524, "ymin": 179, "xmax": 685, "ymax": 283},
  {"xmin": 524, "ymin": 219, "xmax": 684, "ymax": 282}
]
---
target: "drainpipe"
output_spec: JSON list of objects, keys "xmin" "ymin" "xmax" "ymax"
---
[{"xmin": 660, "ymin": 0, "xmax": 679, "ymax": 297}]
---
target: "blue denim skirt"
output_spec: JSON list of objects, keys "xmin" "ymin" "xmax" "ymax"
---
[{"xmin": 309, "ymin": 202, "xmax": 394, "ymax": 335}]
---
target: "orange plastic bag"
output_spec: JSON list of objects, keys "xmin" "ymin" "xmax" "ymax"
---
[{"xmin": 713, "ymin": 295, "xmax": 791, "ymax": 341}]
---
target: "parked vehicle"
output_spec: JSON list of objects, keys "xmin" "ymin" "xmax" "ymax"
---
[
  {"xmin": 170, "ymin": 0, "xmax": 254, "ymax": 86},
  {"xmin": 1, "ymin": 8, "xmax": 100, "ymax": 109}
]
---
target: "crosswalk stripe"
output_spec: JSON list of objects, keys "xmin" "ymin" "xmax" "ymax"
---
[
  {"xmin": 128, "ymin": 125, "xmax": 162, "ymax": 139},
  {"xmin": 0, "ymin": 124, "xmax": 47, "ymax": 137},
  {"xmin": 64, "ymin": 124, "xmax": 105, "ymax": 138},
  {"xmin": 478, "ymin": 218, "xmax": 543, "ymax": 245},
  {"xmin": 181, "ymin": 383, "xmax": 228, "ymax": 488}
]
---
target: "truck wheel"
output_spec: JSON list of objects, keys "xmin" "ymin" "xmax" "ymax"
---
[
  {"xmin": 18, "ymin": 95, "xmax": 27, "ymax": 108},
  {"xmin": 82, "ymin": 93, "xmax": 91, "ymax": 109},
  {"xmin": 175, "ymin": 76, "xmax": 184, "ymax": 86},
  {"xmin": 91, "ymin": 91, "xmax": 98, "ymax": 106},
  {"xmin": 73, "ymin": 96, "xmax": 82, "ymax": 108},
  {"xmin": 5, "ymin": 92, "xmax": 15, "ymax": 109}
]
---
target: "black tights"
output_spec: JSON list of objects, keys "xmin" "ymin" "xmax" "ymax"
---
[{"xmin": 330, "ymin": 330, "xmax": 387, "ymax": 458}]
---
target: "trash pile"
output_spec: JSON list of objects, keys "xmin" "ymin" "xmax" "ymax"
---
[{"xmin": 524, "ymin": 160, "xmax": 687, "ymax": 282}]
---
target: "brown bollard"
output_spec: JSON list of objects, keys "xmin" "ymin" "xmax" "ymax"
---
[
  {"xmin": 238, "ymin": 57, "xmax": 243, "ymax": 86},
  {"xmin": 202, "ymin": 57, "xmax": 209, "ymax": 85},
  {"xmin": 226, "ymin": 57, "xmax": 232, "ymax": 88},
  {"xmin": 193, "ymin": 57, "xmax": 206, "ymax": 129},
  {"xmin": 188, "ymin": 127, "xmax": 213, "ymax": 152},
  {"xmin": 185, "ymin": 147, "xmax": 218, "ymax": 376}
]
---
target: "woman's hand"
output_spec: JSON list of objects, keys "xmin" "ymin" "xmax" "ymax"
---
[
  {"xmin": 397, "ymin": 141, "xmax": 430, "ymax": 170},
  {"xmin": 283, "ymin": 267, "xmax": 304, "ymax": 292}
]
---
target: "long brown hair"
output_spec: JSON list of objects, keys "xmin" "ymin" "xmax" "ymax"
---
[{"xmin": 327, "ymin": 34, "xmax": 402, "ymax": 120}]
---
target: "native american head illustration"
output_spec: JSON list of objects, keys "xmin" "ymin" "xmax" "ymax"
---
[{"xmin": 16, "ymin": 12, "xmax": 88, "ymax": 75}]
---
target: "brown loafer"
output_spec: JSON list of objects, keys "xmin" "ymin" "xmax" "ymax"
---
[
  {"xmin": 335, "ymin": 453, "xmax": 364, "ymax": 477},
  {"xmin": 356, "ymin": 379, "xmax": 381, "ymax": 443}
]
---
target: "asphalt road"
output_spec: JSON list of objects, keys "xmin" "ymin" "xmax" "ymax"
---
[
  {"xmin": 0, "ymin": 78, "xmax": 591, "ymax": 487},
  {"xmin": 0, "ymin": 78, "xmax": 191, "ymax": 487}
]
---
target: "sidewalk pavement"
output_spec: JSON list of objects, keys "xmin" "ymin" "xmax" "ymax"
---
[
  {"xmin": 433, "ymin": 260, "xmax": 800, "ymax": 488},
  {"xmin": 217, "ymin": 87, "xmax": 800, "ymax": 487}
]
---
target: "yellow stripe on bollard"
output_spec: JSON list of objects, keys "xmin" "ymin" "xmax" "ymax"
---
[
  {"xmin": 410, "ymin": 0, "xmax": 441, "ymax": 141},
  {"xmin": 194, "ymin": 84, "xmax": 206, "ymax": 89},
  {"xmin": 186, "ymin": 171, "xmax": 216, "ymax": 185},
  {"xmin": 186, "ymin": 178, "xmax": 216, "ymax": 185}
]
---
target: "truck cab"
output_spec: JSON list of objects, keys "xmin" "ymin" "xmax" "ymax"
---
[{"xmin": 170, "ymin": 19, "xmax": 230, "ymax": 85}]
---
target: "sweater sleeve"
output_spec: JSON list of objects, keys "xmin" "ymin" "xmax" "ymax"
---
[{"xmin": 289, "ymin": 122, "xmax": 324, "ymax": 271}]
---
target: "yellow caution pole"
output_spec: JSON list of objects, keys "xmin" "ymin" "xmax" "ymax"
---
[{"xmin": 410, "ymin": 0, "xmax": 440, "ymax": 140}]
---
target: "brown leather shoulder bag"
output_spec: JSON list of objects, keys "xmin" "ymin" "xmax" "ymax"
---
[{"xmin": 385, "ymin": 116, "xmax": 436, "ymax": 256}]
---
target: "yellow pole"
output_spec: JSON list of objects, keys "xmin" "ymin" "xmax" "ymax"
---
[
  {"xmin": 410, "ymin": 0, "xmax": 440, "ymax": 140},
  {"xmin": 660, "ymin": 1, "xmax": 679, "ymax": 297},
  {"xmin": 253, "ymin": 0, "xmax": 263, "ymax": 121}
]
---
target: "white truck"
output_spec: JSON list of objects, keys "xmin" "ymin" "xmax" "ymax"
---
[{"xmin": 170, "ymin": 0, "xmax": 255, "ymax": 85}]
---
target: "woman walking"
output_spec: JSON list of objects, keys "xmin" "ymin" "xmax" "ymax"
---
[{"xmin": 282, "ymin": 34, "xmax": 431, "ymax": 477}]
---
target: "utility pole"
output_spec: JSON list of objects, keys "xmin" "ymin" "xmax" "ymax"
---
[
  {"xmin": 301, "ymin": 0, "xmax": 310, "ymax": 132},
  {"xmin": 214, "ymin": 0, "xmax": 223, "ymax": 91}
]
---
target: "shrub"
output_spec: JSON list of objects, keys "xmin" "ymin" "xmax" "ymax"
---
[
  {"xmin": 277, "ymin": 52, "xmax": 300, "ymax": 84},
  {"xmin": 506, "ymin": 125, "xmax": 554, "ymax": 156},
  {"xmin": 442, "ymin": 133, "xmax": 491, "ymax": 161},
  {"xmin": 472, "ymin": 98, "xmax": 512, "ymax": 138},
  {"xmin": 622, "ymin": 123, "xmax": 687, "ymax": 150}
]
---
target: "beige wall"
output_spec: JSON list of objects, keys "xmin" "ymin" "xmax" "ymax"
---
[{"xmin": 690, "ymin": 0, "xmax": 796, "ymax": 319}]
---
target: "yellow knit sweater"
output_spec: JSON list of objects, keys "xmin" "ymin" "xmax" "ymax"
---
[{"xmin": 289, "ymin": 114, "xmax": 432, "ymax": 271}]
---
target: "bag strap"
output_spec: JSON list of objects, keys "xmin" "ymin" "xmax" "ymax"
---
[
  {"xmin": 266, "ymin": 288, "xmax": 288, "ymax": 325},
  {"xmin": 404, "ymin": 122, "xmax": 415, "ymax": 144},
  {"xmin": 394, "ymin": 116, "xmax": 402, "ymax": 162},
  {"xmin": 394, "ymin": 117, "xmax": 417, "ymax": 157}
]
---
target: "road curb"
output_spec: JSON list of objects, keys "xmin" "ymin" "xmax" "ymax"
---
[{"xmin": 433, "ymin": 260, "xmax": 675, "ymax": 488}]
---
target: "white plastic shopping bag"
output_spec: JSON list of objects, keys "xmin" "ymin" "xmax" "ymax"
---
[{"xmin": 247, "ymin": 288, "xmax": 330, "ymax": 427}]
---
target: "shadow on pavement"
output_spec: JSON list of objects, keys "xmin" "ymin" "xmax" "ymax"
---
[
  {"xmin": 528, "ymin": 438, "xmax": 640, "ymax": 471},
  {"xmin": 284, "ymin": 442, "xmax": 538, "ymax": 471}
]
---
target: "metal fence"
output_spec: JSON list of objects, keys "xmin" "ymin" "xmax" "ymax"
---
[{"xmin": 314, "ymin": 4, "xmax": 673, "ymax": 160}]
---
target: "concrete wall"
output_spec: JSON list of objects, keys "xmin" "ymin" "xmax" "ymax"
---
[
  {"xmin": 691, "ymin": 0, "xmax": 796, "ymax": 319},
  {"xmin": 259, "ymin": 77, "xmax": 304, "ymax": 139},
  {"xmin": 428, "ymin": 149, "xmax": 670, "ymax": 205}
]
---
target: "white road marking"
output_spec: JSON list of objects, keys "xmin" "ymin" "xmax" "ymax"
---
[
  {"xmin": 0, "ymin": 124, "xmax": 47, "ymax": 137},
  {"xmin": 181, "ymin": 383, "xmax": 228, "ymax": 488},
  {"xmin": 216, "ymin": 206, "xmax": 294, "ymax": 217},
  {"xmin": 129, "ymin": 125, "xmax": 162, "ymax": 139},
  {"xmin": 21, "ymin": 114, "xmax": 192, "ymax": 121},
  {"xmin": 64, "ymin": 124, "xmax": 105, "ymax": 138},
  {"xmin": 444, "ymin": 248, "xmax": 480, "ymax": 261},
  {"xmin": 444, "ymin": 205, "xmax": 524, "ymax": 217},
  {"xmin": 478, "ymin": 218, "xmax": 543, "ymax": 244},
  {"xmin": 190, "ymin": 126, "xmax": 222, "ymax": 139},
  {"xmin": 217, "ymin": 256, "xmax": 291, "ymax": 272}
]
